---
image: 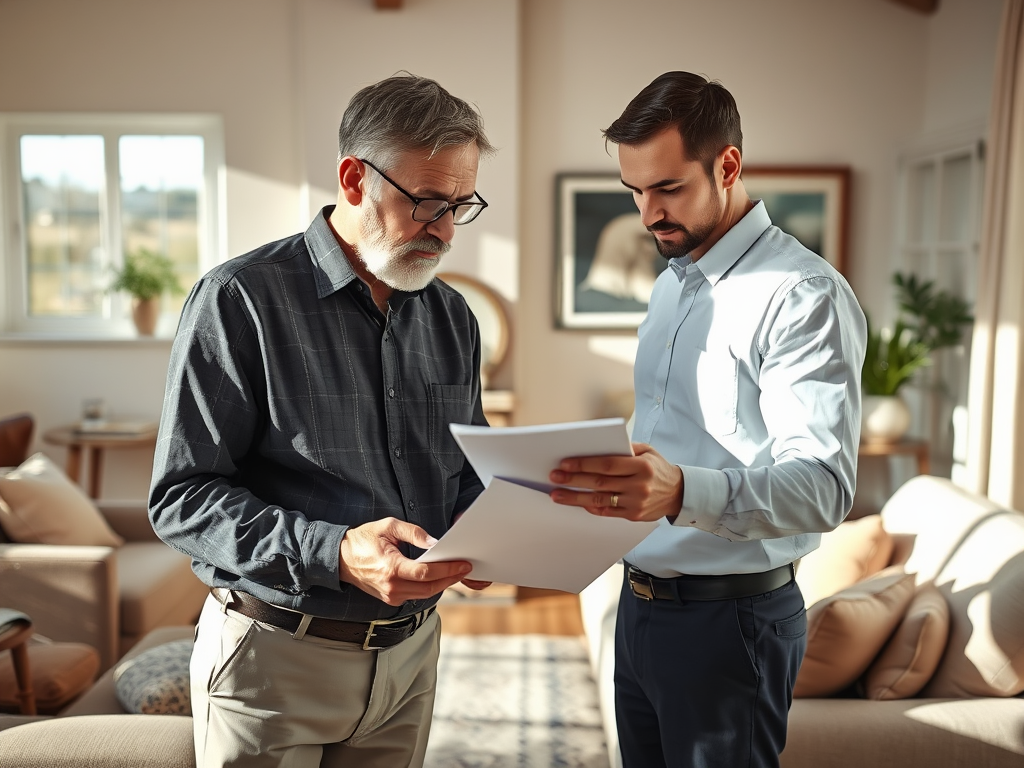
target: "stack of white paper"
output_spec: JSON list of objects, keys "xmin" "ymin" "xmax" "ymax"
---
[{"xmin": 417, "ymin": 418, "xmax": 658, "ymax": 593}]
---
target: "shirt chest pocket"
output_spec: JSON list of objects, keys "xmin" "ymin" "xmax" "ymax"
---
[
  {"xmin": 693, "ymin": 349, "xmax": 739, "ymax": 436},
  {"xmin": 428, "ymin": 383, "xmax": 474, "ymax": 476}
]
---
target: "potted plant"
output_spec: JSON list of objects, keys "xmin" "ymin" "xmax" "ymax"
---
[
  {"xmin": 861, "ymin": 272, "xmax": 973, "ymax": 443},
  {"xmin": 110, "ymin": 248, "xmax": 184, "ymax": 335}
]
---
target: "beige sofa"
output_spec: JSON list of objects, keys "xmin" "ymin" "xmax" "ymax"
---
[
  {"xmin": 0, "ymin": 500, "xmax": 208, "ymax": 671},
  {"xmin": 0, "ymin": 625, "xmax": 195, "ymax": 767},
  {"xmin": 580, "ymin": 475, "xmax": 1024, "ymax": 768}
]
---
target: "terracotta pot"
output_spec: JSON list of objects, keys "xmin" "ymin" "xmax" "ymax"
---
[
  {"xmin": 861, "ymin": 394, "xmax": 912, "ymax": 444},
  {"xmin": 131, "ymin": 297, "xmax": 160, "ymax": 336}
]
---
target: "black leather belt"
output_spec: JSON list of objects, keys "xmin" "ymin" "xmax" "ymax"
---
[
  {"xmin": 211, "ymin": 589, "xmax": 434, "ymax": 650},
  {"xmin": 626, "ymin": 563, "xmax": 795, "ymax": 602}
]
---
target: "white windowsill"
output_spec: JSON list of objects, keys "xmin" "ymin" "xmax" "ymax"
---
[{"xmin": 0, "ymin": 332, "xmax": 174, "ymax": 346}]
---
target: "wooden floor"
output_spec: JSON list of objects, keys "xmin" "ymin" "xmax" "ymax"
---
[{"xmin": 436, "ymin": 586, "xmax": 584, "ymax": 635}]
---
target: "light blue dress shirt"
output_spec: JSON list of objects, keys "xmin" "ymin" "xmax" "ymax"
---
[{"xmin": 626, "ymin": 200, "xmax": 867, "ymax": 577}]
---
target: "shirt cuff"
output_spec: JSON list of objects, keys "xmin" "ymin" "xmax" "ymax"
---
[
  {"xmin": 300, "ymin": 520, "xmax": 347, "ymax": 590},
  {"xmin": 675, "ymin": 465, "xmax": 730, "ymax": 533}
]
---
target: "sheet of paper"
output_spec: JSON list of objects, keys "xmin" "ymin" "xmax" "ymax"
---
[
  {"xmin": 417, "ymin": 477, "xmax": 658, "ymax": 594},
  {"xmin": 450, "ymin": 417, "xmax": 633, "ymax": 492}
]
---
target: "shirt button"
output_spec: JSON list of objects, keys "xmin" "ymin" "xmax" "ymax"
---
[
  {"xmin": 394, "ymin": 447, "xmax": 401, "ymax": 458},
  {"xmin": 655, "ymin": 395, "xmax": 662, "ymax": 405},
  {"xmin": 407, "ymin": 501, "xmax": 415, "ymax": 510},
  {"xmin": 666, "ymin": 341, "xmax": 672, "ymax": 349},
  {"xmin": 388, "ymin": 387, "xmax": 395, "ymax": 398}
]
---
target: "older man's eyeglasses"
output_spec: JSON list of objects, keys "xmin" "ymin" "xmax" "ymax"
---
[{"xmin": 359, "ymin": 159, "xmax": 488, "ymax": 225}]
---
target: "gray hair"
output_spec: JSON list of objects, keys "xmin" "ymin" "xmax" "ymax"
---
[{"xmin": 338, "ymin": 72, "xmax": 494, "ymax": 196}]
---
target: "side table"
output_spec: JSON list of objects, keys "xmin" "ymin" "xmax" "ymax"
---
[
  {"xmin": 858, "ymin": 438, "xmax": 930, "ymax": 476},
  {"xmin": 42, "ymin": 425, "xmax": 158, "ymax": 499}
]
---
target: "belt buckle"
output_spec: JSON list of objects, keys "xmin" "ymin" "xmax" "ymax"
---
[
  {"xmin": 362, "ymin": 615, "xmax": 408, "ymax": 651},
  {"xmin": 628, "ymin": 568, "xmax": 655, "ymax": 601}
]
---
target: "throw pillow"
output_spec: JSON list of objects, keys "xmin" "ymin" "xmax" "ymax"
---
[
  {"xmin": 0, "ymin": 452, "xmax": 123, "ymax": 547},
  {"xmin": 862, "ymin": 582, "xmax": 950, "ymax": 700},
  {"xmin": 114, "ymin": 639, "xmax": 193, "ymax": 715},
  {"xmin": 794, "ymin": 566, "xmax": 916, "ymax": 698},
  {"xmin": 796, "ymin": 515, "xmax": 894, "ymax": 609}
]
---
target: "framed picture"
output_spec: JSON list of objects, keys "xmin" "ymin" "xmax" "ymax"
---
[
  {"xmin": 742, "ymin": 165, "xmax": 851, "ymax": 275},
  {"xmin": 555, "ymin": 173, "xmax": 664, "ymax": 330},
  {"xmin": 554, "ymin": 166, "xmax": 850, "ymax": 330}
]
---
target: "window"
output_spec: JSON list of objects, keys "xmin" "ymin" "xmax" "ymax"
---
[
  {"xmin": 0, "ymin": 114, "xmax": 223, "ymax": 337},
  {"xmin": 895, "ymin": 134, "xmax": 985, "ymax": 477}
]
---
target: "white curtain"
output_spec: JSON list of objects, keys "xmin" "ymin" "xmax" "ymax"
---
[{"xmin": 964, "ymin": 0, "xmax": 1024, "ymax": 507}]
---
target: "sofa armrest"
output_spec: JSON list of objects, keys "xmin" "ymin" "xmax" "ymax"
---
[
  {"xmin": 0, "ymin": 714, "xmax": 195, "ymax": 768},
  {"xmin": 579, "ymin": 563, "xmax": 623, "ymax": 768},
  {"xmin": 0, "ymin": 545, "xmax": 119, "ymax": 670},
  {"xmin": 785, "ymin": 697, "xmax": 1024, "ymax": 768},
  {"xmin": 98, "ymin": 502, "xmax": 160, "ymax": 543}
]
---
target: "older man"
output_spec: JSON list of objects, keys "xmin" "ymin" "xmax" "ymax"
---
[{"xmin": 150, "ymin": 73, "xmax": 494, "ymax": 768}]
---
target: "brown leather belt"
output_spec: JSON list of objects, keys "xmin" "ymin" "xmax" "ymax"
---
[
  {"xmin": 212, "ymin": 588, "xmax": 434, "ymax": 650},
  {"xmin": 626, "ymin": 563, "xmax": 795, "ymax": 602}
]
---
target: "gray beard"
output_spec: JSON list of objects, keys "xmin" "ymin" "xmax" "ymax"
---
[{"xmin": 357, "ymin": 206, "xmax": 450, "ymax": 291}]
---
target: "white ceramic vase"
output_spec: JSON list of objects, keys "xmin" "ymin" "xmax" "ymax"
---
[{"xmin": 861, "ymin": 394, "xmax": 912, "ymax": 444}]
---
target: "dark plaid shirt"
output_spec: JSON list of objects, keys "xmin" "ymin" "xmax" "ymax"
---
[{"xmin": 149, "ymin": 207, "xmax": 486, "ymax": 622}]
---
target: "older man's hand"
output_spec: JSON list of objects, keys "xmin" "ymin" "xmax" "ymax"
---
[{"xmin": 339, "ymin": 518, "xmax": 474, "ymax": 605}]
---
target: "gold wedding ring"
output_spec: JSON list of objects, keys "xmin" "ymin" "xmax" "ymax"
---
[{"xmin": 611, "ymin": 494, "xmax": 619, "ymax": 508}]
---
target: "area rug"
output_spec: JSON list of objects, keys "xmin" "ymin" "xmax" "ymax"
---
[{"xmin": 424, "ymin": 634, "xmax": 609, "ymax": 768}]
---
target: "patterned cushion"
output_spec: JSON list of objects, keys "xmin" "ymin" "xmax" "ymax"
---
[{"xmin": 113, "ymin": 639, "xmax": 192, "ymax": 715}]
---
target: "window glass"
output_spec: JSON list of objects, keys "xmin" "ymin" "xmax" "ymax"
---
[
  {"xmin": 119, "ymin": 135, "xmax": 203, "ymax": 317},
  {"xmin": 939, "ymin": 153, "xmax": 973, "ymax": 244},
  {"xmin": 20, "ymin": 135, "xmax": 106, "ymax": 317}
]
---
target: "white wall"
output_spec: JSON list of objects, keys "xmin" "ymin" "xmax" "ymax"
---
[
  {"xmin": 0, "ymin": 0, "xmax": 519, "ymax": 498},
  {"xmin": 0, "ymin": 0, "xmax": 1004, "ymax": 499},
  {"xmin": 514, "ymin": 0, "xmax": 1002, "ymax": 429}
]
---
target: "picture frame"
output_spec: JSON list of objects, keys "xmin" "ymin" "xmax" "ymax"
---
[
  {"xmin": 554, "ymin": 166, "xmax": 851, "ymax": 330},
  {"xmin": 742, "ymin": 165, "xmax": 851, "ymax": 275},
  {"xmin": 555, "ymin": 173, "xmax": 662, "ymax": 330}
]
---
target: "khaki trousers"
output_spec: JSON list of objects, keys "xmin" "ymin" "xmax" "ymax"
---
[{"xmin": 190, "ymin": 594, "xmax": 441, "ymax": 768}]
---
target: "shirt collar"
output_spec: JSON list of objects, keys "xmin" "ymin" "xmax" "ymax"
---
[
  {"xmin": 305, "ymin": 205, "xmax": 358, "ymax": 299},
  {"xmin": 668, "ymin": 200, "xmax": 772, "ymax": 285},
  {"xmin": 303, "ymin": 205, "xmax": 429, "ymax": 310}
]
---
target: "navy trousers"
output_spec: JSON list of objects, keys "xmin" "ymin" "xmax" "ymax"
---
[{"xmin": 614, "ymin": 568, "xmax": 807, "ymax": 768}]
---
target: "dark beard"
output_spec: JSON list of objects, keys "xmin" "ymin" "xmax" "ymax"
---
[{"xmin": 650, "ymin": 219, "xmax": 718, "ymax": 261}]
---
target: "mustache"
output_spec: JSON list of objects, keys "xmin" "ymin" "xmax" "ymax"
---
[
  {"xmin": 647, "ymin": 221, "xmax": 683, "ymax": 234},
  {"xmin": 403, "ymin": 236, "xmax": 450, "ymax": 255}
]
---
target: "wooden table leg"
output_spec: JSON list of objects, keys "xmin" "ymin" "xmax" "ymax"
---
[
  {"xmin": 10, "ymin": 639, "xmax": 36, "ymax": 715},
  {"xmin": 917, "ymin": 446, "xmax": 930, "ymax": 476},
  {"xmin": 65, "ymin": 445, "xmax": 82, "ymax": 484},
  {"xmin": 87, "ymin": 446, "xmax": 104, "ymax": 499}
]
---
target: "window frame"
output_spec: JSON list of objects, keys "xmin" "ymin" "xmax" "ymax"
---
[
  {"xmin": 893, "ymin": 125, "xmax": 985, "ymax": 478},
  {"xmin": 0, "ymin": 113, "xmax": 224, "ymax": 338}
]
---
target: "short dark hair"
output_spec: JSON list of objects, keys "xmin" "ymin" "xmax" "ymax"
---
[
  {"xmin": 338, "ymin": 72, "xmax": 494, "ymax": 193},
  {"xmin": 603, "ymin": 71, "xmax": 742, "ymax": 175}
]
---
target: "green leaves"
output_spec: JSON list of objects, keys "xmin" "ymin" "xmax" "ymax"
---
[
  {"xmin": 110, "ymin": 248, "xmax": 184, "ymax": 301},
  {"xmin": 862, "ymin": 315, "xmax": 931, "ymax": 396},
  {"xmin": 861, "ymin": 272, "xmax": 974, "ymax": 396}
]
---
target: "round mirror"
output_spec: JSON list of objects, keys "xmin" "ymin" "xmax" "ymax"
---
[{"xmin": 437, "ymin": 273, "xmax": 510, "ymax": 387}]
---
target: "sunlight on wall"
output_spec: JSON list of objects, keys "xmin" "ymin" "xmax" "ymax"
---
[
  {"xmin": 587, "ymin": 335, "xmax": 639, "ymax": 366},
  {"xmin": 224, "ymin": 167, "xmax": 305, "ymax": 261},
  {"xmin": 477, "ymin": 232, "xmax": 518, "ymax": 302}
]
